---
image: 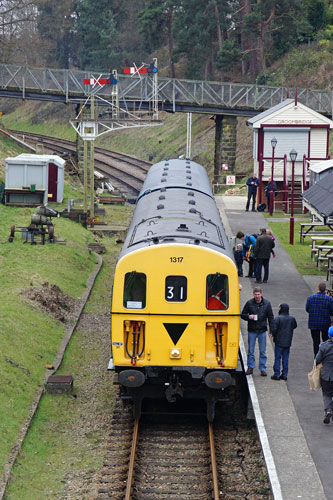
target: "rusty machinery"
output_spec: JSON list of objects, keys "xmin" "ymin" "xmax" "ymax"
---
[{"xmin": 8, "ymin": 206, "xmax": 59, "ymax": 244}]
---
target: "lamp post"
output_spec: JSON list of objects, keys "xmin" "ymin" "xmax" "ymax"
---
[
  {"xmin": 269, "ymin": 137, "xmax": 277, "ymax": 216},
  {"xmin": 289, "ymin": 148, "xmax": 298, "ymax": 245}
]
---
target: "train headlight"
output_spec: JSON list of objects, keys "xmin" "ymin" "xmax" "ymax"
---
[{"xmin": 170, "ymin": 348, "xmax": 181, "ymax": 359}]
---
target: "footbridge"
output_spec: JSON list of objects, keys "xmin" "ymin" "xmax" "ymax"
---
[
  {"xmin": 1, "ymin": 62, "xmax": 333, "ymax": 174},
  {"xmin": 1, "ymin": 63, "xmax": 332, "ymax": 117}
]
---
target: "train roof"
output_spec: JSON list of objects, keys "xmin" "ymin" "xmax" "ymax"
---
[{"xmin": 118, "ymin": 159, "xmax": 232, "ymax": 260}]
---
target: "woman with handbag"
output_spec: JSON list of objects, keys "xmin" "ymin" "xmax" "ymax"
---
[{"xmin": 316, "ymin": 326, "xmax": 333, "ymax": 424}]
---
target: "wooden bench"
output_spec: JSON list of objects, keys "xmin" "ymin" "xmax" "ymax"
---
[
  {"xmin": 311, "ymin": 236, "xmax": 333, "ymax": 261},
  {"xmin": 300, "ymin": 222, "xmax": 333, "ymax": 243},
  {"xmin": 317, "ymin": 245, "xmax": 333, "ymax": 270}
]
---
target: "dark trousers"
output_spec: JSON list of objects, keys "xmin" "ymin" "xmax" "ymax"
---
[
  {"xmin": 266, "ymin": 193, "xmax": 274, "ymax": 213},
  {"xmin": 246, "ymin": 191, "xmax": 257, "ymax": 211},
  {"xmin": 320, "ymin": 378, "xmax": 333, "ymax": 412},
  {"xmin": 256, "ymin": 258, "xmax": 270, "ymax": 282},
  {"xmin": 310, "ymin": 329, "xmax": 329, "ymax": 356},
  {"xmin": 273, "ymin": 345, "xmax": 290, "ymax": 377},
  {"xmin": 236, "ymin": 262, "xmax": 243, "ymax": 276},
  {"xmin": 247, "ymin": 257, "xmax": 256, "ymax": 277}
]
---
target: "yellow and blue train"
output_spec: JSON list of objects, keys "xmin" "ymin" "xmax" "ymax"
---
[{"xmin": 110, "ymin": 158, "xmax": 240, "ymax": 420}]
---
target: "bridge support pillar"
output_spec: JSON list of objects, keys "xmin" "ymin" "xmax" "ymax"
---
[
  {"xmin": 214, "ymin": 115, "xmax": 223, "ymax": 185},
  {"xmin": 214, "ymin": 115, "xmax": 237, "ymax": 188}
]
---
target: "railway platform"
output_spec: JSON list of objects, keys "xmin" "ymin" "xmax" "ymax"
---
[{"xmin": 217, "ymin": 195, "xmax": 331, "ymax": 500}]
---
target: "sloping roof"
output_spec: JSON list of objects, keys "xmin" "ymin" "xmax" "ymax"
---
[
  {"xmin": 302, "ymin": 173, "xmax": 333, "ymax": 218},
  {"xmin": 309, "ymin": 159, "xmax": 333, "ymax": 174},
  {"xmin": 247, "ymin": 99, "xmax": 294, "ymax": 126},
  {"xmin": 247, "ymin": 98, "xmax": 333, "ymax": 128}
]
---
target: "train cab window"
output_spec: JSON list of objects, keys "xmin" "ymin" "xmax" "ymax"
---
[
  {"xmin": 123, "ymin": 272, "xmax": 146, "ymax": 309},
  {"xmin": 165, "ymin": 276, "xmax": 187, "ymax": 302},
  {"xmin": 206, "ymin": 273, "xmax": 229, "ymax": 310}
]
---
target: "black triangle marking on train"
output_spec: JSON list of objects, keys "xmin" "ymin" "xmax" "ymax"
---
[{"xmin": 163, "ymin": 323, "xmax": 188, "ymax": 345}]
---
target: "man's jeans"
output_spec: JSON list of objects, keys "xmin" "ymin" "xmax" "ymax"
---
[
  {"xmin": 256, "ymin": 258, "xmax": 270, "ymax": 282},
  {"xmin": 247, "ymin": 331, "xmax": 267, "ymax": 370},
  {"xmin": 273, "ymin": 345, "xmax": 290, "ymax": 377}
]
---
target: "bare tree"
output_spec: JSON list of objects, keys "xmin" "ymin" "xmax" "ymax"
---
[{"xmin": 0, "ymin": 0, "xmax": 40, "ymax": 63}]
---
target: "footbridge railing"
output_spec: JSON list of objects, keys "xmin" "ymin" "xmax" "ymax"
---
[{"xmin": 0, "ymin": 63, "xmax": 333, "ymax": 116}]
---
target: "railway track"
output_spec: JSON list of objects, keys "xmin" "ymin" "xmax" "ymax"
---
[
  {"xmin": 97, "ymin": 401, "xmax": 220, "ymax": 500},
  {"xmin": 7, "ymin": 129, "xmax": 151, "ymax": 200}
]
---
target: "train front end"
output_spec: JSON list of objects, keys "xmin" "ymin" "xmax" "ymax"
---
[{"xmin": 110, "ymin": 159, "xmax": 240, "ymax": 420}]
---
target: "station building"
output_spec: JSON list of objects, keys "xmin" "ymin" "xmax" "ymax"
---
[{"xmin": 247, "ymin": 98, "xmax": 333, "ymax": 210}]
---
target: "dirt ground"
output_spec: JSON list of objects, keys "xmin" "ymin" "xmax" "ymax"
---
[{"xmin": 22, "ymin": 281, "xmax": 78, "ymax": 323}]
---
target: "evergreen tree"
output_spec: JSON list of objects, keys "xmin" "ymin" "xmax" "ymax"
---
[
  {"xmin": 37, "ymin": 0, "xmax": 77, "ymax": 68},
  {"xmin": 76, "ymin": 0, "xmax": 120, "ymax": 71},
  {"xmin": 138, "ymin": 0, "xmax": 180, "ymax": 77}
]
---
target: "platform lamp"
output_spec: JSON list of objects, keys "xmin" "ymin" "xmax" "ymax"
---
[
  {"xmin": 269, "ymin": 137, "xmax": 277, "ymax": 216},
  {"xmin": 289, "ymin": 148, "xmax": 298, "ymax": 245}
]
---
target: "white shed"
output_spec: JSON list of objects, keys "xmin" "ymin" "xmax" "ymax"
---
[
  {"xmin": 5, "ymin": 154, "xmax": 65, "ymax": 205},
  {"xmin": 309, "ymin": 159, "xmax": 333, "ymax": 186}
]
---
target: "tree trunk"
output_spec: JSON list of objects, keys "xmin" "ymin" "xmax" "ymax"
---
[
  {"xmin": 167, "ymin": 10, "xmax": 175, "ymax": 78},
  {"xmin": 240, "ymin": 0, "xmax": 253, "ymax": 76},
  {"xmin": 213, "ymin": 1, "xmax": 222, "ymax": 51}
]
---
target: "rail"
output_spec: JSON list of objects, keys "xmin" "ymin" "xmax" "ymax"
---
[
  {"xmin": 124, "ymin": 418, "xmax": 139, "ymax": 500},
  {"xmin": 209, "ymin": 422, "xmax": 220, "ymax": 500},
  {"xmin": 1, "ymin": 63, "xmax": 333, "ymax": 116},
  {"xmin": 123, "ymin": 416, "xmax": 220, "ymax": 500}
]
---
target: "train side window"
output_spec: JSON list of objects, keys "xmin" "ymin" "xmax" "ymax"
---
[
  {"xmin": 165, "ymin": 276, "xmax": 187, "ymax": 302},
  {"xmin": 206, "ymin": 273, "xmax": 228, "ymax": 310},
  {"xmin": 123, "ymin": 272, "xmax": 146, "ymax": 309}
]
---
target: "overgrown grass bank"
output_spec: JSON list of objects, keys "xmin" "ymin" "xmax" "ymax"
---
[
  {"xmin": 0, "ymin": 199, "xmax": 97, "ymax": 481},
  {"xmin": 3, "ymin": 203, "xmax": 133, "ymax": 499}
]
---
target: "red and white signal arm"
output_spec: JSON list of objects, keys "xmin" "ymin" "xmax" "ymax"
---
[
  {"xmin": 83, "ymin": 78, "xmax": 117, "ymax": 85},
  {"xmin": 226, "ymin": 175, "xmax": 236, "ymax": 185},
  {"xmin": 124, "ymin": 67, "xmax": 147, "ymax": 74}
]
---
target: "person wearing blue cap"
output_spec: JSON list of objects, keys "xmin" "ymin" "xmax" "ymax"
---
[{"xmin": 316, "ymin": 326, "xmax": 333, "ymax": 424}]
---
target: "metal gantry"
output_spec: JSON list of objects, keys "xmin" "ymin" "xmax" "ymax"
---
[{"xmin": 69, "ymin": 60, "xmax": 163, "ymax": 220}]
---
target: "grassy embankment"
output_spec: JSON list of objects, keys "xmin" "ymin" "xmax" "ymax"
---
[
  {"xmin": 0, "ymin": 125, "xmax": 134, "ymax": 497},
  {"xmin": 1, "ymin": 202, "xmax": 133, "ymax": 500}
]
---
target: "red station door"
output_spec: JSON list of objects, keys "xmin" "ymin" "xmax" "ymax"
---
[{"xmin": 48, "ymin": 163, "xmax": 58, "ymax": 202}]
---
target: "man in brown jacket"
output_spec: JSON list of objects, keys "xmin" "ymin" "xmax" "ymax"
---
[{"xmin": 254, "ymin": 228, "xmax": 275, "ymax": 283}]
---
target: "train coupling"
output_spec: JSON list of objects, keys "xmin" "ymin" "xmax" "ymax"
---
[{"xmin": 165, "ymin": 374, "xmax": 184, "ymax": 402}]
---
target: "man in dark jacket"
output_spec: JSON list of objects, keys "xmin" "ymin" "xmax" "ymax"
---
[
  {"xmin": 241, "ymin": 287, "xmax": 274, "ymax": 376},
  {"xmin": 254, "ymin": 228, "xmax": 275, "ymax": 283},
  {"xmin": 265, "ymin": 178, "xmax": 277, "ymax": 213},
  {"xmin": 246, "ymin": 173, "xmax": 260, "ymax": 212},
  {"xmin": 316, "ymin": 326, "xmax": 333, "ymax": 423},
  {"xmin": 306, "ymin": 282, "xmax": 333, "ymax": 356},
  {"xmin": 270, "ymin": 303, "xmax": 297, "ymax": 381}
]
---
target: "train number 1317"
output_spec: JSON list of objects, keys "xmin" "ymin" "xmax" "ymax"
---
[{"xmin": 170, "ymin": 257, "xmax": 183, "ymax": 262}]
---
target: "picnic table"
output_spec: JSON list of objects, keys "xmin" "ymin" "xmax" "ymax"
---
[
  {"xmin": 310, "ymin": 236, "xmax": 333, "ymax": 269},
  {"xmin": 300, "ymin": 222, "xmax": 333, "ymax": 243}
]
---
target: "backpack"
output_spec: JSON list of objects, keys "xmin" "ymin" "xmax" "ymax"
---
[{"xmin": 257, "ymin": 203, "xmax": 266, "ymax": 212}]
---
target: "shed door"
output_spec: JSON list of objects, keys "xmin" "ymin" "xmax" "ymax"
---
[{"xmin": 48, "ymin": 163, "xmax": 58, "ymax": 201}]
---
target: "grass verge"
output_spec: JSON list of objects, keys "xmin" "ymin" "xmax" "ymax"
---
[{"xmin": 266, "ymin": 216, "xmax": 325, "ymax": 276}]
